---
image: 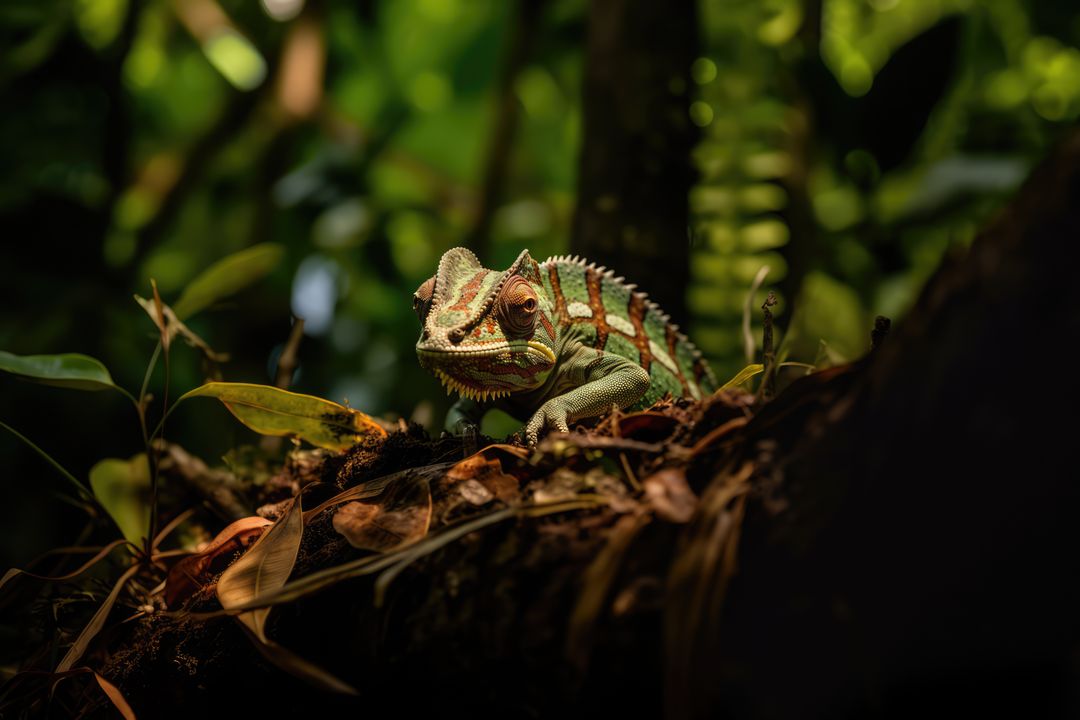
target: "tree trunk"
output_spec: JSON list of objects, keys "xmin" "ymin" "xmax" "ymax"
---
[{"xmin": 571, "ymin": 0, "xmax": 699, "ymax": 325}]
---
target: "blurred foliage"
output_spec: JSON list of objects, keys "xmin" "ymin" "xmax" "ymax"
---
[
  {"xmin": 690, "ymin": 0, "xmax": 1080, "ymax": 368},
  {"xmin": 1, "ymin": 0, "xmax": 1078, "ymax": 564}
]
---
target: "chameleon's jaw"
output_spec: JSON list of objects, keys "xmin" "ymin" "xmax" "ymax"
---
[
  {"xmin": 417, "ymin": 340, "xmax": 556, "ymax": 401},
  {"xmin": 431, "ymin": 368, "xmax": 512, "ymax": 402}
]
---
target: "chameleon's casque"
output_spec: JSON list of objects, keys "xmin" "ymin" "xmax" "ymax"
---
[{"xmin": 414, "ymin": 248, "xmax": 717, "ymax": 444}]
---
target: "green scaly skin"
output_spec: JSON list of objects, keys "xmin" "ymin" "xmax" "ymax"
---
[{"xmin": 414, "ymin": 248, "xmax": 717, "ymax": 445}]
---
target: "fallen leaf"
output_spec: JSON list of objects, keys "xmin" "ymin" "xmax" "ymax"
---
[
  {"xmin": 217, "ymin": 497, "xmax": 303, "ymax": 643},
  {"xmin": 216, "ymin": 498, "xmax": 357, "ymax": 693},
  {"xmin": 93, "ymin": 672, "xmax": 137, "ymax": 720},
  {"xmin": 447, "ymin": 452, "xmax": 521, "ymax": 504},
  {"xmin": 57, "ymin": 564, "xmax": 141, "ymax": 672},
  {"xmin": 303, "ymin": 462, "xmax": 454, "ymax": 524},
  {"xmin": 1, "ymin": 540, "xmax": 129, "ymax": 593},
  {"xmin": 617, "ymin": 412, "xmax": 679, "ymax": 442},
  {"xmin": 643, "ymin": 468, "xmax": 698, "ymax": 523},
  {"xmin": 165, "ymin": 517, "xmax": 273, "ymax": 608},
  {"xmin": 332, "ymin": 477, "xmax": 432, "ymax": 552},
  {"xmin": 457, "ymin": 479, "xmax": 494, "ymax": 506}
]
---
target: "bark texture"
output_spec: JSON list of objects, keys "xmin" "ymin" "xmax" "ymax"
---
[{"xmin": 571, "ymin": 0, "xmax": 699, "ymax": 325}]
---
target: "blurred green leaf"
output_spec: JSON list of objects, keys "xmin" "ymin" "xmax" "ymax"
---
[
  {"xmin": 172, "ymin": 243, "xmax": 284, "ymax": 320},
  {"xmin": 89, "ymin": 454, "xmax": 151, "ymax": 545},
  {"xmin": 0, "ymin": 351, "xmax": 119, "ymax": 392},
  {"xmin": 720, "ymin": 364, "xmax": 764, "ymax": 391},
  {"xmin": 178, "ymin": 382, "xmax": 387, "ymax": 450}
]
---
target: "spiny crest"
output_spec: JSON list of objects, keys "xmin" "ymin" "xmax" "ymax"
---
[
  {"xmin": 445, "ymin": 248, "xmax": 541, "ymax": 338},
  {"xmin": 432, "ymin": 247, "xmax": 482, "ymax": 309}
]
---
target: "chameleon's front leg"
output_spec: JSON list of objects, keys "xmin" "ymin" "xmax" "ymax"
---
[
  {"xmin": 524, "ymin": 345, "xmax": 649, "ymax": 445},
  {"xmin": 445, "ymin": 396, "xmax": 483, "ymax": 436}
]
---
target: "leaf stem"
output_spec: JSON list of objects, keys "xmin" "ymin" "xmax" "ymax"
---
[
  {"xmin": 0, "ymin": 420, "xmax": 94, "ymax": 503},
  {"xmin": 147, "ymin": 342, "xmax": 171, "ymax": 555}
]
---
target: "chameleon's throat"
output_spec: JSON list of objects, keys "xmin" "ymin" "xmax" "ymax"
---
[{"xmin": 417, "ymin": 340, "xmax": 556, "ymax": 402}]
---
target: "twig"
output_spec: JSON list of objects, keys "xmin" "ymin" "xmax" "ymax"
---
[
  {"xmin": 274, "ymin": 316, "xmax": 305, "ymax": 390},
  {"xmin": 759, "ymin": 291, "xmax": 778, "ymax": 400},
  {"xmin": 743, "ymin": 265, "xmax": 771, "ymax": 365},
  {"xmin": 155, "ymin": 442, "xmax": 251, "ymax": 521},
  {"xmin": 871, "ymin": 315, "xmax": 891, "ymax": 351}
]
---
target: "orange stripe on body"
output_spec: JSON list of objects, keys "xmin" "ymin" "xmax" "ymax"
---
[
  {"xmin": 627, "ymin": 292, "xmax": 652, "ymax": 373},
  {"xmin": 585, "ymin": 266, "xmax": 609, "ymax": 351},
  {"xmin": 665, "ymin": 324, "xmax": 690, "ymax": 395}
]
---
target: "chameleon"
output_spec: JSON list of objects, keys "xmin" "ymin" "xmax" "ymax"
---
[{"xmin": 413, "ymin": 247, "xmax": 717, "ymax": 445}]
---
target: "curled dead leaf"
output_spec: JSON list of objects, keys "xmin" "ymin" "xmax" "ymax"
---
[
  {"xmin": 446, "ymin": 451, "xmax": 521, "ymax": 505},
  {"xmin": 617, "ymin": 412, "xmax": 680, "ymax": 442},
  {"xmin": 643, "ymin": 468, "xmax": 697, "ymax": 523},
  {"xmin": 165, "ymin": 516, "xmax": 273, "ymax": 608},
  {"xmin": 332, "ymin": 478, "xmax": 432, "ymax": 552},
  {"xmin": 457, "ymin": 479, "xmax": 494, "ymax": 506}
]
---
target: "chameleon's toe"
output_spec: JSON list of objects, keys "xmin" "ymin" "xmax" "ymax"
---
[{"xmin": 524, "ymin": 401, "xmax": 570, "ymax": 446}]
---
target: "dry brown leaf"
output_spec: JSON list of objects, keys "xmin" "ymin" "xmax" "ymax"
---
[
  {"xmin": 447, "ymin": 453, "xmax": 521, "ymax": 504},
  {"xmin": 302, "ymin": 462, "xmax": 454, "ymax": 524},
  {"xmin": 643, "ymin": 468, "xmax": 698, "ymax": 523},
  {"xmin": 217, "ymin": 498, "xmax": 303, "ymax": 643},
  {"xmin": 93, "ymin": 672, "xmax": 137, "ymax": 720},
  {"xmin": 332, "ymin": 478, "xmax": 432, "ymax": 552},
  {"xmin": 688, "ymin": 417, "xmax": 749, "ymax": 456},
  {"xmin": 617, "ymin": 412, "xmax": 680, "ymax": 441},
  {"xmin": 456, "ymin": 479, "xmax": 493, "ymax": 505},
  {"xmin": 165, "ymin": 517, "xmax": 273, "ymax": 608},
  {"xmin": 56, "ymin": 564, "xmax": 141, "ymax": 672}
]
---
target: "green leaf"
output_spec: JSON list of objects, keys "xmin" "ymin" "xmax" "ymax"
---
[
  {"xmin": 0, "ymin": 351, "xmax": 118, "ymax": 392},
  {"xmin": 178, "ymin": 382, "xmax": 387, "ymax": 451},
  {"xmin": 172, "ymin": 243, "xmax": 284, "ymax": 320},
  {"xmin": 89, "ymin": 455, "xmax": 151, "ymax": 545},
  {"xmin": 720, "ymin": 363, "xmax": 764, "ymax": 391}
]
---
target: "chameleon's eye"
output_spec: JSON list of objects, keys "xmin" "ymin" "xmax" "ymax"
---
[
  {"xmin": 497, "ymin": 275, "xmax": 538, "ymax": 339},
  {"xmin": 413, "ymin": 276, "xmax": 436, "ymax": 322}
]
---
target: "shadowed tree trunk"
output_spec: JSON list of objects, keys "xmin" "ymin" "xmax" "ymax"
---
[{"xmin": 571, "ymin": 0, "xmax": 699, "ymax": 325}]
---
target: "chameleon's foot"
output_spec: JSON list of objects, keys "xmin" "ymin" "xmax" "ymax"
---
[
  {"xmin": 524, "ymin": 400, "xmax": 571, "ymax": 446},
  {"xmin": 449, "ymin": 420, "xmax": 479, "ymax": 455}
]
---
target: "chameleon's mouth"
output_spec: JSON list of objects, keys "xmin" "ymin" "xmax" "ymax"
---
[
  {"xmin": 431, "ymin": 368, "xmax": 512, "ymax": 402},
  {"xmin": 417, "ymin": 340, "xmax": 556, "ymax": 402}
]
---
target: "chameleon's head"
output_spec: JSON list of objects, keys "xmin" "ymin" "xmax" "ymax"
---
[{"xmin": 414, "ymin": 248, "xmax": 558, "ymax": 401}]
